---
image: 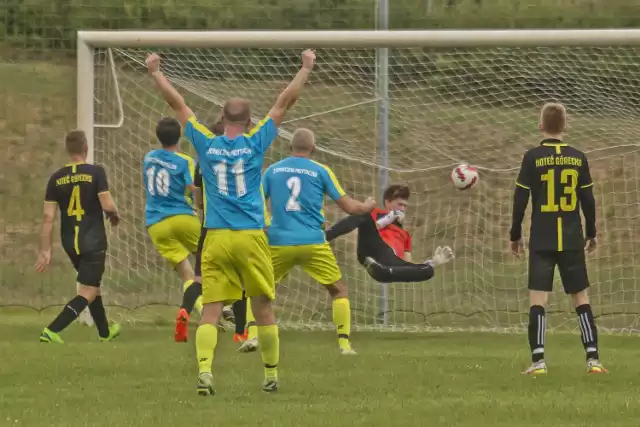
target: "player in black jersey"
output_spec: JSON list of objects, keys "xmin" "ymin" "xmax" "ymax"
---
[
  {"xmin": 36, "ymin": 130, "xmax": 122, "ymax": 343},
  {"xmin": 510, "ymin": 103, "xmax": 605, "ymax": 375}
]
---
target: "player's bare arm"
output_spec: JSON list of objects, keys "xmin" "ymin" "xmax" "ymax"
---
[
  {"xmin": 510, "ymin": 153, "xmax": 532, "ymax": 258},
  {"xmin": 98, "ymin": 192, "xmax": 121, "ymax": 227},
  {"xmin": 146, "ymin": 53, "xmax": 194, "ymax": 126},
  {"xmin": 268, "ymin": 49, "xmax": 316, "ymax": 126},
  {"xmin": 35, "ymin": 202, "xmax": 57, "ymax": 272},
  {"xmin": 335, "ymin": 195, "xmax": 376, "ymax": 215}
]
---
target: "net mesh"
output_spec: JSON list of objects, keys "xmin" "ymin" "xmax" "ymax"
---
[{"xmin": 92, "ymin": 45, "xmax": 640, "ymax": 332}]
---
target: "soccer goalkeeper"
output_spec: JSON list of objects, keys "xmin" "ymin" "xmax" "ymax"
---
[{"xmin": 325, "ymin": 185, "xmax": 454, "ymax": 282}]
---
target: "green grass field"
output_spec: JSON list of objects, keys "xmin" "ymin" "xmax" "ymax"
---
[{"xmin": 1, "ymin": 309, "xmax": 639, "ymax": 427}]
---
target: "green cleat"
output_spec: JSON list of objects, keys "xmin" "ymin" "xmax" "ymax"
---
[
  {"xmin": 99, "ymin": 323, "xmax": 122, "ymax": 342},
  {"xmin": 197, "ymin": 372, "xmax": 215, "ymax": 396},
  {"xmin": 40, "ymin": 328, "xmax": 64, "ymax": 344}
]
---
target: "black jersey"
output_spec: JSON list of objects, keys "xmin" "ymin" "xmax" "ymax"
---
[
  {"xmin": 514, "ymin": 139, "xmax": 595, "ymax": 251},
  {"xmin": 44, "ymin": 162, "xmax": 110, "ymax": 254}
]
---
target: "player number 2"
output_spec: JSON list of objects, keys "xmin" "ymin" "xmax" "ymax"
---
[
  {"xmin": 146, "ymin": 166, "xmax": 170, "ymax": 197},
  {"xmin": 285, "ymin": 176, "xmax": 302, "ymax": 211},
  {"xmin": 540, "ymin": 169, "xmax": 578, "ymax": 212},
  {"xmin": 67, "ymin": 185, "xmax": 85, "ymax": 221},
  {"xmin": 213, "ymin": 160, "xmax": 246, "ymax": 197}
]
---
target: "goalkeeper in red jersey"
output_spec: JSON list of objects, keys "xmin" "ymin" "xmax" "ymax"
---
[{"xmin": 325, "ymin": 184, "xmax": 454, "ymax": 282}]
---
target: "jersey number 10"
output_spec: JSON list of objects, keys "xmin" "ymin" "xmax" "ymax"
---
[
  {"xmin": 146, "ymin": 166, "xmax": 170, "ymax": 197},
  {"xmin": 540, "ymin": 169, "xmax": 578, "ymax": 212}
]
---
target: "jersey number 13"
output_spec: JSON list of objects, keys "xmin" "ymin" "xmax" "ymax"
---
[{"xmin": 540, "ymin": 169, "xmax": 578, "ymax": 212}]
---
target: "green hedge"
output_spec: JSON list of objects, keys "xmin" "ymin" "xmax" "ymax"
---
[{"xmin": 1, "ymin": 0, "xmax": 640, "ymax": 52}]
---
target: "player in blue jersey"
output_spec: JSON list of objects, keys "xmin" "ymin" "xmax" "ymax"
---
[
  {"xmin": 143, "ymin": 117, "xmax": 203, "ymax": 342},
  {"xmin": 260, "ymin": 128, "xmax": 375, "ymax": 355},
  {"xmin": 146, "ymin": 49, "xmax": 315, "ymax": 395}
]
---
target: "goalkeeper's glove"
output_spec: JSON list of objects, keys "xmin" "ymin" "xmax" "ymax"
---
[
  {"xmin": 425, "ymin": 246, "xmax": 455, "ymax": 267},
  {"xmin": 376, "ymin": 210, "xmax": 404, "ymax": 229}
]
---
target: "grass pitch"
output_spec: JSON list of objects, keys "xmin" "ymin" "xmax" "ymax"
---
[{"xmin": 1, "ymin": 310, "xmax": 638, "ymax": 427}]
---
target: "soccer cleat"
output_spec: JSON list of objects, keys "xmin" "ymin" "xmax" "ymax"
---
[
  {"xmin": 587, "ymin": 359, "xmax": 608, "ymax": 374},
  {"xmin": 522, "ymin": 360, "xmax": 547, "ymax": 376},
  {"xmin": 262, "ymin": 379, "xmax": 279, "ymax": 393},
  {"xmin": 233, "ymin": 331, "xmax": 248, "ymax": 343},
  {"xmin": 175, "ymin": 308, "xmax": 189, "ymax": 342},
  {"xmin": 238, "ymin": 337, "xmax": 259, "ymax": 353},
  {"xmin": 340, "ymin": 347, "xmax": 358, "ymax": 356},
  {"xmin": 196, "ymin": 372, "xmax": 215, "ymax": 396},
  {"xmin": 99, "ymin": 323, "xmax": 122, "ymax": 342},
  {"xmin": 40, "ymin": 328, "xmax": 64, "ymax": 344}
]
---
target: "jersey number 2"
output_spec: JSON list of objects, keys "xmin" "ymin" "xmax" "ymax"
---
[
  {"xmin": 146, "ymin": 166, "xmax": 170, "ymax": 196},
  {"xmin": 285, "ymin": 176, "xmax": 302, "ymax": 211},
  {"xmin": 540, "ymin": 169, "xmax": 578, "ymax": 212}
]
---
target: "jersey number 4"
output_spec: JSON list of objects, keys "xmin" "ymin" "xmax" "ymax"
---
[
  {"xmin": 146, "ymin": 166, "xmax": 170, "ymax": 197},
  {"xmin": 67, "ymin": 185, "xmax": 85, "ymax": 220},
  {"xmin": 540, "ymin": 169, "xmax": 578, "ymax": 212}
]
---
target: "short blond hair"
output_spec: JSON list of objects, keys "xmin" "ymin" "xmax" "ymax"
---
[
  {"xmin": 540, "ymin": 103, "xmax": 566, "ymax": 134},
  {"xmin": 291, "ymin": 128, "xmax": 316, "ymax": 153}
]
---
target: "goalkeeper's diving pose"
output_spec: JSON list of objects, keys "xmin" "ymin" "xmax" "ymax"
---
[{"xmin": 325, "ymin": 185, "xmax": 454, "ymax": 282}]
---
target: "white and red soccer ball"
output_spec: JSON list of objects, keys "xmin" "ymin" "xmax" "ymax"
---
[{"xmin": 451, "ymin": 164, "xmax": 479, "ymax": 190}]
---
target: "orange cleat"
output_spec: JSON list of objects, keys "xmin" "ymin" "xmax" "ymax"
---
[
  {"xmin": 233, "ymin": 331, "xmax": 248, "ymax": 343},
  {"xmin": 175, "ymin": 308, "xmax": 189, "ymax": 343}
]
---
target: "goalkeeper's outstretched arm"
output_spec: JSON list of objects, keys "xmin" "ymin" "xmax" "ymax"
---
[
  {"xmin": 268, "ymin": 50, "xmax": 316, "ymax": 126},
  {"xmin": 145, "ymin": 53, "xmax": 194, "ymax": 126}
]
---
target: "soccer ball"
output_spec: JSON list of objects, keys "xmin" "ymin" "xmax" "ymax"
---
[{"xmin": 451, "ymin": 164, "xmax": 479, "ymax": 190}]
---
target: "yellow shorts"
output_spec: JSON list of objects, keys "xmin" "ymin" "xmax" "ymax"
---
[
  {"xmin": 271, "ymin": 243, "xmax": 342, "ymax": 286},
  {"xmin": 148, "ymin": 214, "xmax": 200, "ymax": 266},
  {"xmin": 201, "ymin": 229, "xmax": 274, "ymax": 304}
]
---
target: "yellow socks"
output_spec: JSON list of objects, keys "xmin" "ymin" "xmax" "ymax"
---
[
  {"xmin": 246, "ymin": 298, "xmax": 258, "ymax": 340},
  {"xmin": 257, "ymin": 324, "xmax": 279, "ymax": 380},
  {"xmin": 195, "ymin": 323, "xmax": 218, "ymax": 374},
  {"xmin": 194, "ymin": 296, "xmax": 203, "ymax": 315},
  {"xmin": 332, "ymin": 298, "xmax": 352, "ymax": 350}
]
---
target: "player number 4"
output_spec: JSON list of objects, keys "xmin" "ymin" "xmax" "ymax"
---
[
  {"xmin": 67, "ymin": 185, "xmax": 85, "ymax": 220},
  {"xmin": 213, "ymin": 160, "xmax": 246, "ymax": 197},
  {"xmin": 285, "ymin": 176, "xmax": 302, "ymax": 211},
  {"xmin": 540, "ymin": 169, "xmax": 578, "ymax": 212}
]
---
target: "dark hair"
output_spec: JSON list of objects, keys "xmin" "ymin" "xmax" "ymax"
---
[
  {"xmin": 65, "ymin": 130, "xmax": 88, "ymax": 155},
  {"xmin": 156, "ymin": 117, "xmax": 182, "ymax": 147},
  {"xmin": 383, "ymin": 184, "xmax": 410, "ymax": 202},
  {"xmin": 208, "ymin": 120, "xmax": 224, "ymax": 135}
]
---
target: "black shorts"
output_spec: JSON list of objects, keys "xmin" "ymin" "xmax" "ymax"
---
[
  {"xmin": 65, "ymin": 249, "xmax": 106, "ymax": 287},
  {"xmin": 528, "ymin": 250, "xmax": 589, "ymax": 294},
  {"xmin": 194, "ymin": 226, "xmax": 206, "ymax": 277}
]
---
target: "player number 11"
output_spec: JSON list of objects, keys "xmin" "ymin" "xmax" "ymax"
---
[
  {"xmin": 213, "ymin": 160, "xmax": 246, "ymax": 197},
  {"xmin": 540, "ymin": 169, "xmax": 578, "ymax": 212}
]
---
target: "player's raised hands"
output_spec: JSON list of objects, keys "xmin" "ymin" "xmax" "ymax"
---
[
  {"xmin": 510, "ymin": 239, "xmax": 524, "ymax": 258},
  {"xmin": 146, "ymin": 53, "xmax": 161, "ymax": 74},
  {"xmin": 585, "ymin": 238, "xmax": 597, "ymax": 253},
  {"xmin": 301, "ymin": 49, "xmax": 316, "ymax": 71},
  {"xmin": 35, "ymin": 249, "xmax": 52, "ymax": 273}
]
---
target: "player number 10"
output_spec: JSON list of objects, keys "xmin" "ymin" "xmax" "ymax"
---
[{"xmin": 540, "ymin": 169, "xmax": 578, "ymax": 212}]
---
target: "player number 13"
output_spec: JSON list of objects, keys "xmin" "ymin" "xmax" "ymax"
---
[{"xmin": 540, "ymin": 169, "xmax": 578, "ymax": 212}]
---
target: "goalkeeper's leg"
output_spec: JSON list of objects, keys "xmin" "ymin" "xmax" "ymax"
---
[{"xmin": 363, "ymin": 246, "xmax": 454, "ymax": 283}]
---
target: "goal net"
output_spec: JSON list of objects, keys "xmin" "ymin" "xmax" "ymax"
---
[{"xmin": 87, "ymin": 31, "xmax": 640, "ymax": 333}]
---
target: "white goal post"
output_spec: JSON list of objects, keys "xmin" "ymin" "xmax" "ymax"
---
[{"xmin": 78, "ymin": 30, "xmax": 640, "ymax": 333}]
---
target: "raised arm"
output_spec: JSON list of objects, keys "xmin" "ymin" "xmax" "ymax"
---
[
  {"xmin": 146, "ymin": 53, "xmax": 194, "ymax": 126},
  {"xmin": 268, "ymin": 50, "xmax": 316, "ymax": 126}
]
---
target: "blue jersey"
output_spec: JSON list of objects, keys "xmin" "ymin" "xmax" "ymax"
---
[
  {"xmin": 263, "ymin": 156, "xmax": 346, "ymax": 246},
  {"xmin": 184, "ymin": 116, "xmax": 276, "ymax": 230},
  {"xmin": 143, "ymin": 149, "xmax": 197, "ymax": 227}
]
